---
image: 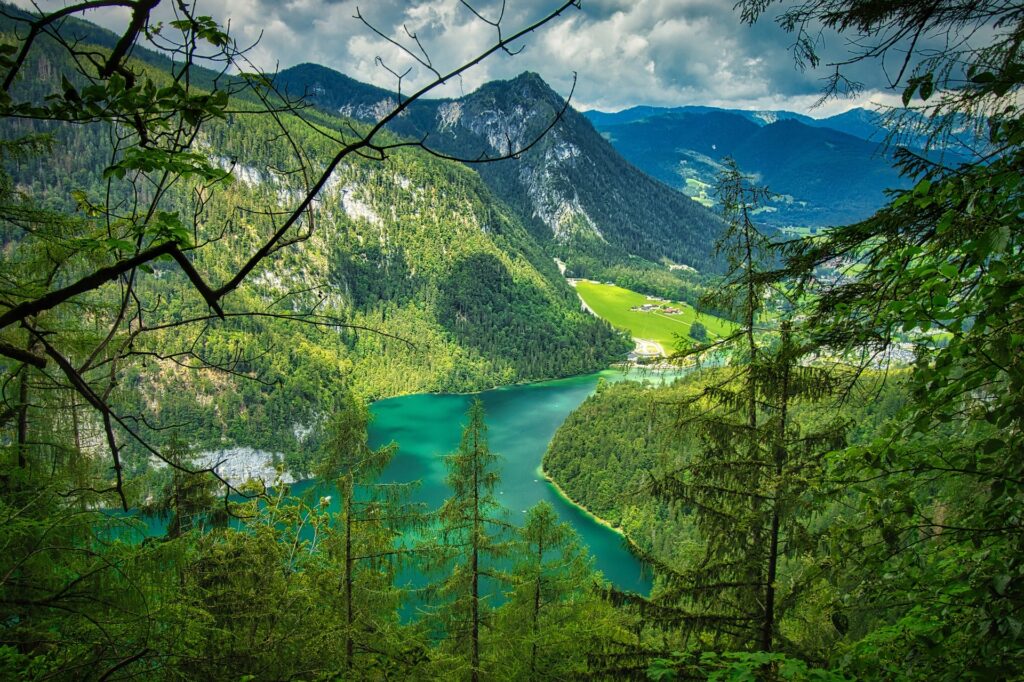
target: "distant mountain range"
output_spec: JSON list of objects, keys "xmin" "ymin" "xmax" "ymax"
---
[
  {"xmin": 277, "ymin": 60, "xmax": 923, "ymax": 232},
  {"xmin": 585, "ymin": 104, "xmax": 901, "ymax": 144},
  {"xmin": 584, "ymin": 105, "xmax": 912, "ymax": 228}
]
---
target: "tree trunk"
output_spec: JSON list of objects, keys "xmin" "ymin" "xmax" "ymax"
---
[
  {"xmin": 345, "ymin": 475, "xmax": 355, "ymax": 671},
  {"xmin": 471, "ymin": 430, "xmax": 480, "ymax": 682},
  {"xmin": 762, "ymin": 324, "xmax": 791, "ymax": 651},
  {"xmin": 531, "ymin": 535, "xmax": 544, "ymax": 677},
  {"xmin": 16, "ymin": 363, "xmax": 29, "ymax": 469}
]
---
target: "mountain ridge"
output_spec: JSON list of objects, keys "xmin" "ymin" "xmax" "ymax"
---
[
  {"xmin": 584, "ymin": 103, "xmax": 891, "ymax": 142},
  {"xmin": 587, "ymin": 105, "xmax": 909, "ymax": 227},
  {"xmin": 275, "ymin": 64, "xmax": 726, "ymax": 275}
]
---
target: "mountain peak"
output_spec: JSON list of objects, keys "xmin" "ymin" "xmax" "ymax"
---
[
  {"xmin": 510, "ymin": 71, "xmax": 548, "ymax": 87},
  {"xmin": 269, "ymin": 62, "xmax": 721, "ymax": 269},
  {"xmin": 460, "ymin": 70, "xmax": 564, "ymax": 109}
]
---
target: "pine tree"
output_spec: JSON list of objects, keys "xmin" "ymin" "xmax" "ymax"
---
[
  {"xmin": 317, "ymin": 393, "xmax": 425, "ymax": 675},
  {"xmin": 735, "ymin": 2, "xmax": 1024, "ymax": 674},
  {"xmin": 427, "ymin": 399, "xmax": 512, "ymax": 681},
  {"xmin": 153, "ymin": 437, "xmax": 226, "ymax": 539},
  {"xmin": 498, "ymin": 501, "xmax": 602, "ymax": 679},
  {"xmin": 646, "ymin": 159, "xmax": 844, "ymax": 653}
]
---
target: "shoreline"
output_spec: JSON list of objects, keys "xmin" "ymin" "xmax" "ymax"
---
[
  {"xmin": 541, "ymin": 465, "xmax": 652, "ymax": 565},
  {"xmin": 370, "ymin": 369, "xmax": 612, "ymax": 403},
  {"xmin": 537, "ymin": 464, "xmax": 626, "ymax": 538},
  {"xmin": 370, "ymin": 363, "xmax": 687, "ymax": 404}
]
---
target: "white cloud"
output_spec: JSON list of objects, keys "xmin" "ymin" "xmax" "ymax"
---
[{"xmin": 11, "ymin": 0, "xmax": 911, "ymax": 117}]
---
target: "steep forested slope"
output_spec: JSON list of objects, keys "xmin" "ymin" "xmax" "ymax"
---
[{"xmin": 0, "ymin": 16, "xmax": 629, "ymax": 473}]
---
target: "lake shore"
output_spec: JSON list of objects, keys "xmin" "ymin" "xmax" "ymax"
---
[{"xmin": 537, "ymin": 464, "xmax": 626, "ymax": 538}]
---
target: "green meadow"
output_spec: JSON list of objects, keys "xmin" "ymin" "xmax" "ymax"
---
[{"xmin": 574, "ymin": 280, "xmax": 735, "ymax": 353}]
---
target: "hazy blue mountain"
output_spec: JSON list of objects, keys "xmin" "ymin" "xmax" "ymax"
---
[
  {"xmin": 812, "ymin": 108, "xmax": 890, "ymax": 141},
  {"xmin": 701, "ymin": 105, "xmax": 924, "ymax": 148},
  {"xmin": 586, "ymin": 104, "xmax": 816, "ymax": 129},
  {"xmin": 585, "ymin": 104, "xmax": 900, "ymax": 143},
  {"xmin": 587, "ymin": 106, "xmax": 909, "ymax": 227}
]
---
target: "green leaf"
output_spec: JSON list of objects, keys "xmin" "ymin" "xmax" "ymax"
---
[
  {"xmin": 902, "ymin": 81, "xmax": 918, "ymax": 106},
  {"xmin": 982, "ymin": 438, "xmax": 1005, "ymax": 454},
  {"xmin": 920, "ymin": 77, "xmax": 934, "ymax": 101},
  {"xmin": 104, "ymin": 238, "xmax": 135, "ymax": 252},
  {"xmin": 936, "ymin": 211, "xmax": 955, "ymax": 235}
]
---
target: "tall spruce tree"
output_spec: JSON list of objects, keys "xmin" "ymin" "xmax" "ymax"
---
[
  {"xmin": 152, "ymin": 437, "xmax": 227, "ymax": 539},
  {"xmin": 317, "ymin": 393, "xmax": 426, "ymax": 675},
  {"xmin": 427, "ymin": 399, "xmax": 512, "ymax": 681},
  {"xmin": 731, "ymin": 2, "xmax": 1024, "ymax": 676},
  {"xmin": 497, "ymin": 501, "xmax": 605, "ymax": 680},
  {"xmin": 646, "ymin": 159, "xmax": 844, "ymax": 654}
]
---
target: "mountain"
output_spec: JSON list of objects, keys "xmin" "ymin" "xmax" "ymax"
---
[
  {"xmin": 275, "ymin": 65, "xmax": 724, "ymax": 275},
  {"xmin": 585, "ymin": 104, "xmax": 816, "ymax": 129},
  {"xmin": 811, "ymin": 107, "xmax": 890, "ymax": 142},
  {"xmin": 269, "ymin": 63, "xmax": 399, "ymax": 122},
  {"xmin": 586, "ymin": 106, "xmax": 909, "ymax": 227},
  {"xmin": 585, "ymin": 104, "xmax": 897, "ymax": 143},
  {"xmin": 0, "ymin": 13, "xmax": 630, "ymax": 473}
]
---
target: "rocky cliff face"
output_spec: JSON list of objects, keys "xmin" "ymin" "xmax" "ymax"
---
[
  {"xmin": 196, "ymin": 448, "xmax": 294, "ymax": 488},
  {"xmin": 276, "ymin": 68, "xmax": 724, "ymax": 273}
]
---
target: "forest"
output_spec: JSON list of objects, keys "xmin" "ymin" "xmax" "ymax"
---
[{"xmin": 1, "ymin": 0, "xmax": 1022, "ymax": 680}]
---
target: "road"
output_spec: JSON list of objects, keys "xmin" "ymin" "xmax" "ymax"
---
[{"xmin": 633, "ymin": 338, "xmax": 666, "ymax": 357}]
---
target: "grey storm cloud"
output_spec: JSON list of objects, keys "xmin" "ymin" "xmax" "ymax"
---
[{"xmin": 23, "ymin": 0, "xmax": 915, "ymax": 115}]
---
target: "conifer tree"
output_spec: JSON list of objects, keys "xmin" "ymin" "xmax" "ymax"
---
[
  {"xmin": 153, "ymin": 437, "xmax": 226, "ymax": 539},
  {"xmin": 736, "ymin": 2, "xmax": 1024, "ymax": 674},
  {"xmin": 317, "ymin": 393, "xmax": 425, "ymax": 675},
  {"xmin": 427, "ymin": 399, "xmax": 512, "ymax": 681},
  {"xmin": 647, "ymin": 159, "xmax": 844, "ymax": 653},
  {"xmin": 499, "ymin": 501, "xmax": 601, "ymax": 679}
]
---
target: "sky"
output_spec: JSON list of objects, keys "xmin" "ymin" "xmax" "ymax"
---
[{"xmin": 21, "ymin": 0, "xmax": 912, "ymax": 117}]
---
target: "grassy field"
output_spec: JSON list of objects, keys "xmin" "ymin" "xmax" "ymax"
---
[
  {"xmin": 778, "ymin": 225, "xmax": 826, "ymax": 238},
  {"xmin": 684, "ymin": 178, "xmax": 714, "ymax": 207},
  {"xmin": 575, "ymin": 281, "xmax": 735, "ymax": 353}
]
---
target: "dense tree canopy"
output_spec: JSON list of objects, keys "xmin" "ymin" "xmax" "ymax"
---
[
  {"xmin": 544, "ymin": 1, "xmax": 1024, "ymax": 678},
  {"xmin": 1, "ymin": 0, "xmax": 1021, "ymax": 679}
]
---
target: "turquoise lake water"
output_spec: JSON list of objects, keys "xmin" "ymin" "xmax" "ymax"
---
[
  {"xmin": 357, "ymin": 368, "xmax": 678, "ymax": 594},
  {"xmin": 132, "ymin": 368, "xmax": 683, "ymax": 594}
]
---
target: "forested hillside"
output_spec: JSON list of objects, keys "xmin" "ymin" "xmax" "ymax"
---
[
  {"xmin": 543, "ymin": 373, "xmax": 909, "ymax": 564},
  {"xmin": 276, "ymin": 64, "xmax": 725, "ymax": 300},
  {"xmin": 0, "ymin": 9, "xmax": 628, "ymax": 474}
]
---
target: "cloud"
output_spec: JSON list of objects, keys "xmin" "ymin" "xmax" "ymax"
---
[{"xmin": 15, "ymin": 0, "xmax": 913, "ymax": 117}]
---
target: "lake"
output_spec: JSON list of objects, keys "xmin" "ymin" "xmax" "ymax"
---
[
  {"xmin": 135, "ymin": 368, "xmax": 680, "ymax": 594},
  {"xmin": 359, "ymin": 368, "xmax": 678, "ymax": 594}
]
